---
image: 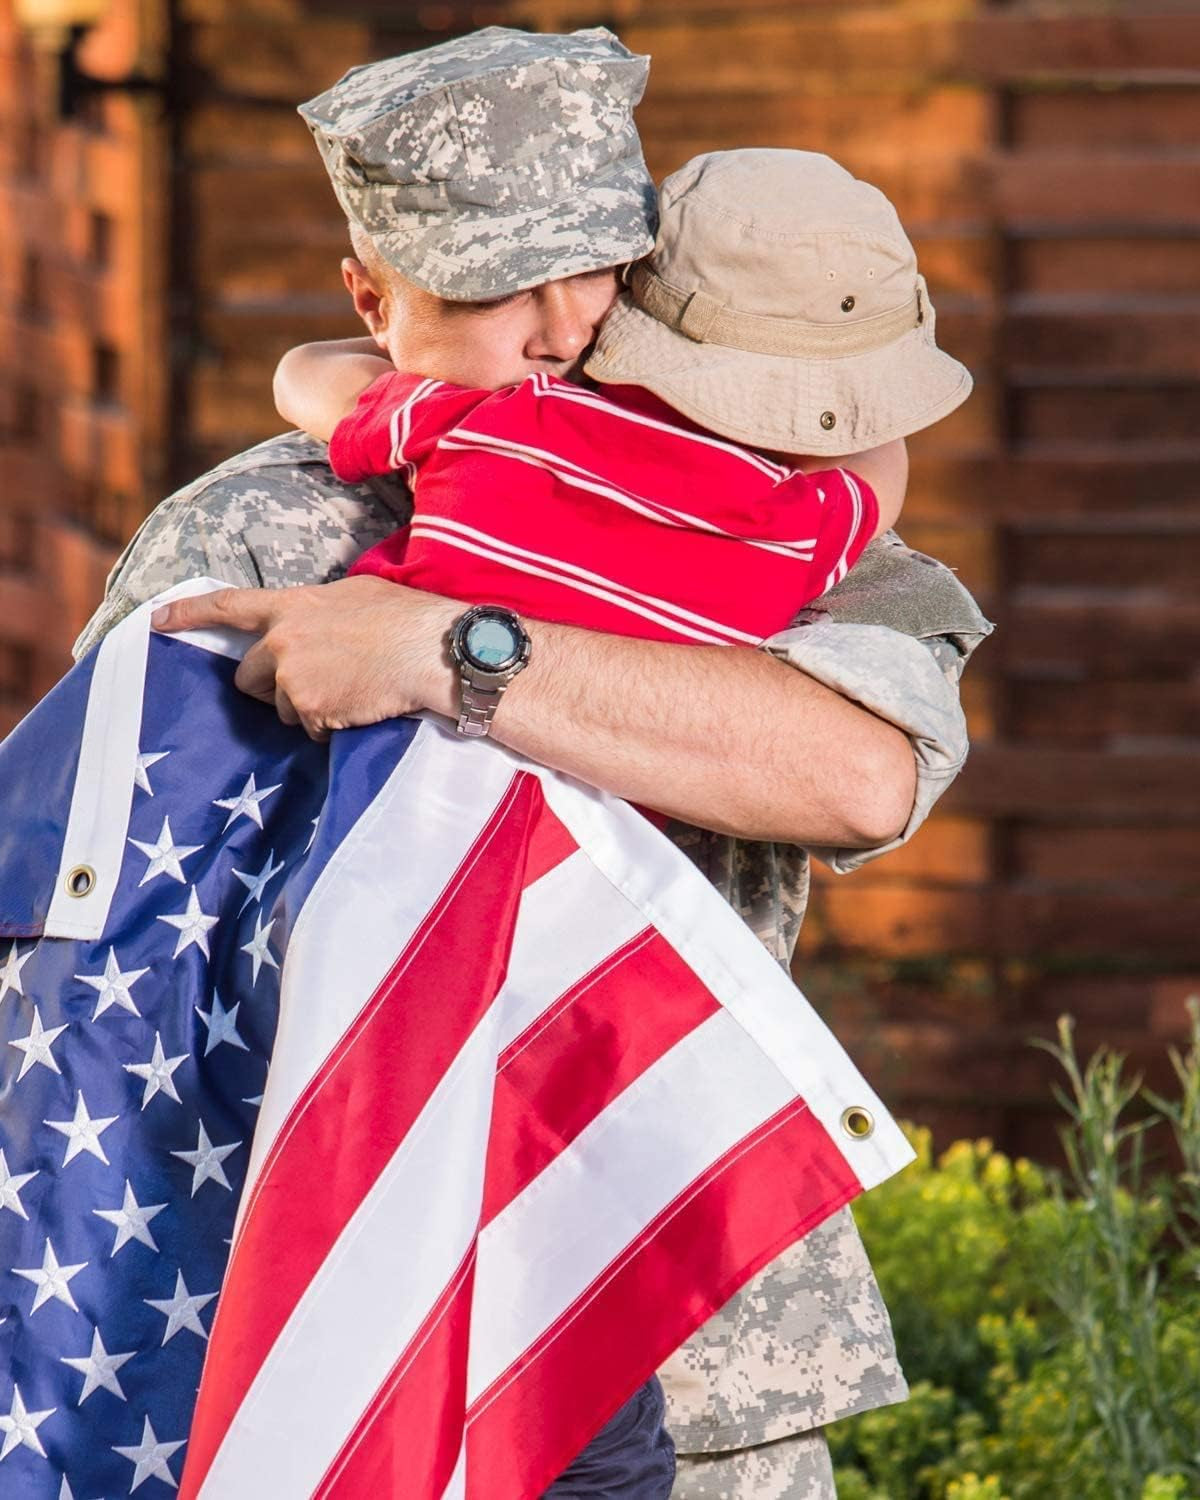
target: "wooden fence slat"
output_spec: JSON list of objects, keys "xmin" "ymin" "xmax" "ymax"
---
[
  {"xmin": 1012, "ymin": 236, "xmax": 1200, "ymax": 298},
  {"xmin": 1012, "ymin": 677, "xmax": 1200, "ymax": 744},
  {"xmin": 950, "ymin": 745, "xmax": 1200, "ymax": 820},
  {"xmin": 1005, "ymin": 298, "xmax": 1200, "ymax": 380},
  {"xmin": 999, "ymin": 592, "xmax": 1200, "ymax": 672},
  {"xmin": 995, "ymin": 153, "xmax": 1200, "ymax": 230},
  {"xmin": 1013, "ymin": 824, "xmax": 1200, "ymax": 883},
  {"xmin": 964, "ymin": 12, "xmax": 1200, "ymax": 76}
]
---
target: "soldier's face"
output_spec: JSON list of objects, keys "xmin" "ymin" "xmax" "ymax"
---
[{"xmin": 343, "ymin": 257, "xmax": 622, "ymax": 389}]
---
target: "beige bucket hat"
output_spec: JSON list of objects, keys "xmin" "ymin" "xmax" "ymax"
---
[{"xmin": 585, "ymin": 149, "xmax": 972, "ymax": 455}]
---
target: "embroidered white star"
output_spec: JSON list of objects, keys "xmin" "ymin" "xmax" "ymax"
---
[
  {"xmin": 0, "ymin": 1148, "xmax": 37, "ymax": 1220},
  {"xmin": 8, "ymin": 1004, "xmax": 67, "ymax": 1080},
  {"xmin": 231, "ymin": 849, "xmax": 284, "ymax": 914},
  {"xmin": 14, "ymin": 1238, "xmax": 88, "ymax": 1314},
  {"xmin": 156, "ymin": 886, "xmax": 218, "ymax": 959},
  {"xmin": 195, "ymin": 990, "xmax": 247, "ymax": 1054},
  {"xmin": 75, "ymin": 947, "xmax": 150, "ymax": 1021},
  {"xmin": 128, "ymin": 815, "xmax": 202, "ymax": 887},
  {"xmin": 113, "ymin": 1415, "xmax": 186, "ymax": 1489},
  {"xmin": 61, "ymin": 1326, "xmax": 135, "ymax": 1404},
  {"xmin": 305, "ymin": 815, "xmax": 320, "ymax": 852},
  {"xmin": 0, "ymin": 940, "xmax": 34, "ymax": 1004},
  {"xmin": 0, "ymin": 1384, "xmax": 55, "ymax": 1461},
  {"xmin": 133, "ymin": 748, "xmax": 169, "ymax": 796},
  {"xmin": 145, "ymin": 1270, "xmax": 217, "ymax": 1344},
  {"xmin": 44, "ymin": 1091, "xmax": 119, "ymax": 1167},
  {"xmin": 213, "ymin": 772, "xmax": 281, "ymax": 832},
  {"xmin": 170, "ymin": 1119, "xmax": 240, "ymax": 1195},
  {"xmin": 93, "ymin": 1179, "xmax": 167, "ymax": 1256},
  {"xmin": 123, "ymin": 1031, "xmax": 188, "ymax": 1108},
  {"xmin": 241, "ymin": 912, "xmax": 279, "ymax": 986}
]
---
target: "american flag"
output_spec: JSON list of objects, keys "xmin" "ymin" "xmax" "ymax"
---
[{"xmin": 0, "ymin": 581, "xmax": 914, "ymax": 1498}]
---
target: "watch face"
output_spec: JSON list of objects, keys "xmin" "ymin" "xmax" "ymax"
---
[{"xmin": 463, "ymin": 613, "xmax": 521, "ymax": 672}]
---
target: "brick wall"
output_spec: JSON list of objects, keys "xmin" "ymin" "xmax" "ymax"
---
[
  {"xmin": 0, "ymin": 0, "xmax": 170, "ymax": 730},
  {"xmin": 2, "ymin": 0, "xmax": 1197, "ymax": 1154}
]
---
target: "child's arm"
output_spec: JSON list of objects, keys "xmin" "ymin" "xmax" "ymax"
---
[
  {"xmin": 273, "ymin": 338, "xmax": 392, "ymax": 442},
  {"xmin": 828, "ymin": 437, "xmax": 908, "ymax": 539}
]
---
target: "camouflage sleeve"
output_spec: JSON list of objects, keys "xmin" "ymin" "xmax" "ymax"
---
[
  {"xmin": 761, "ymin": 531, "xmax": 993, "ymax": 874},
  {"xmin": 71, "ymin": 505, "xmax": 258, "ymax": 660},
  {"xmin": 71, "ymin": 434, "xmax": 409, "ymax": 662}
]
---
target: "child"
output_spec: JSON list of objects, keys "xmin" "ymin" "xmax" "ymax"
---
[{"xmin": 274, "ymin": 150, "xmax": 971, "ymax": 650}]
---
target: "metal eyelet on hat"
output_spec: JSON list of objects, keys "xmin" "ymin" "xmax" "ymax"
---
[
  {"xmin": 841, "ymin": 295, "xmax": 855, "ymax": 312},
  {"xmin": 840, "ymin": 1106, "xmax": 875, "ymax": 1140},
  {"xmin": 820, "ymin": 410, "xmax": 837, "ymax": 431},
  {"xmin": 65, "ymin": 864, "xmax": 96, "ymax": 898}
]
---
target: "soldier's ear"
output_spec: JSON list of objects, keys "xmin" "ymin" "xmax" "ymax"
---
[{"xmin": 342, "ymin": 257, "xmax": 389, "ymax": 344}]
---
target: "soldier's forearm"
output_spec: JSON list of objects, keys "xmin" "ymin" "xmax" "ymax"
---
[{"xmin": 481, "ymin": 618, "xmax": 917, "ymax": 847}]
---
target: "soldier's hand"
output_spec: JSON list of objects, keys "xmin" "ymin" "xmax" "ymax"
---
[{"xmin": 152, "ymin": 578, "xmax": 460, "ymax": 740}]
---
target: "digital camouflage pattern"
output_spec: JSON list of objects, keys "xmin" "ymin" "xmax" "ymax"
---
[
  {"xmin": 673, "ymin": 1424, "xmax": 837, "ymax": 1499},
  {"xmin": 297, "ymin": 28, "xmax": 657, "ymax": 301}
]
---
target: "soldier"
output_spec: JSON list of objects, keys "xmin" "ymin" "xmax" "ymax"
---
[{"xmin": 79, "ymin": 25, "xmax": 992, "ymax": 1499}]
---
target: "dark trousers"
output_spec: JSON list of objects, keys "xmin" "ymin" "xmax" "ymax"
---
[{"xmin": 542, "ymin": 1376, "xmax": 676, "ymax": 1498}]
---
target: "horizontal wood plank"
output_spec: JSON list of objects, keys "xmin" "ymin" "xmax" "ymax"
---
[{"xmin": 949, "ymin": 745, "xmax": 1200, "ymax": 820}]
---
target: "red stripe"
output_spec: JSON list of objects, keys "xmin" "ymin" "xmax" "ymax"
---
[
  {"xmin": 315, "ymin": 1245, "xmax": 477, "ymax": 1500},
  {"xmin": 179, "ymin": 773, "xmax": 542, "ymax": 1500},
  {"xmin": 465, "ymin": 1102, "xmax": 861, "ymax": 1500},
  {"xmin": 520, "ymin": 800, "xmax": 577, "ymax": 889},
  {"xmin": 482, "ymin": 931, "xmax": 716, "ymax": 1220}
]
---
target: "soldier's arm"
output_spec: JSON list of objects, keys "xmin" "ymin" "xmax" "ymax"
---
[
  {"xmin": 152, "ymin": 535, "xmax": 989, "ymax": 849},
  {"xmin": 486, "ymin": 534, "xmax": 988, "ymax": 854}
]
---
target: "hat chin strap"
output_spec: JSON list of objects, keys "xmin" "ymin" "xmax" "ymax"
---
[{"xmin": 630, "ymin": 263, "xmax": 925, "ymax": 358}]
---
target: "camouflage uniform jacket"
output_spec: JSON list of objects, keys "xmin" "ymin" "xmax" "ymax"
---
[{"xmin": 75, "ymin": 431, "xmax": 993, "ymax": 1454}]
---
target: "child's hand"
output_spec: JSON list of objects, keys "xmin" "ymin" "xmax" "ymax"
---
[{"xmin": 273, "ymin": 338, "xmax": 393, "ymax": 443}]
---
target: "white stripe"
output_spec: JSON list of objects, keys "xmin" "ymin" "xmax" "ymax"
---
[
  {"xmin": 823, "ymin": 469, "xmax": 865, "ymax": 595},
  {"xmin": 530, "ymin": 374, "xmax": 793, "ymax": 482},
  {"xmin": 440, "ymin": 431, "xmax": 817, "ymax": 559},
  {"xmin": 409, "ymin": 522, "xmax": 742, "ymax": 646},
  {"xmin": 234, "ymin": 720, "xmax": 518, "ymax": 1225},
  {"xmin": 467, "ymin": 1009, "xmax": 799, "ymax": 1405},
  {"xmin": 199, "ymin": 994, "xmax": 502, "ymax": 1498},
  {"xmin": 389, "ymin": 376, "xmax": 439, "ymax": 487},
  {"xmin": 535, "ymin": 769, "xmax": 915, "ymax": 1190},
  {"xmin": 496, "ymin": 849, "xmax": 650, "ymax": 1053}
]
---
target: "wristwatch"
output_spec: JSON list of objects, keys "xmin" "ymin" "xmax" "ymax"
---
[{"xmin": 448, "ymin": 605, "xmax": 532, "ymax": 738}]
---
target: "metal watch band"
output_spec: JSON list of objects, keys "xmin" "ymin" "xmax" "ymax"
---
[{"xmin": 456, "ymin": 672, "xmax": 506, "ymax": 738}]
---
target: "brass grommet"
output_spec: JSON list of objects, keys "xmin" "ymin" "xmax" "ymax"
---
[
  {"xmin": 840, "ymin": 1105, "xmax": 875, "ymax": 1140},
  {"xmin": 65, "ymin": 864, "xmax": 96, "ymax": 899},
  {"xmin": 841, "ymin": 295, "xmax": 856, "ymax": 312},
  {"xmin": 820, "ymin": 410, "xmax": 837, "ymax": 431}
]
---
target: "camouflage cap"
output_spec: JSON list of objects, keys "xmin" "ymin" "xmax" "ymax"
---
[{"xmin": 298, "ymin": 26, "xmax": 657, "ymax": 301}]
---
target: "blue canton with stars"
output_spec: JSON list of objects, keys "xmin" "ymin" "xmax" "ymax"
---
[{"xmin": 0, "ymin": 632, "xmax": 418, "ymax": 1496}]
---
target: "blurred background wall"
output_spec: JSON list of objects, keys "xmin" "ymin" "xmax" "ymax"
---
[{"xmin": 2, "ymin": 0, "xmax": 1197, "ymax": 1159}]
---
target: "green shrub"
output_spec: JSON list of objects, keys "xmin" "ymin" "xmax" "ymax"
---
[{"xmin": 828, "ymin": 1000, "xmax": 1200, "ymax": 1500}]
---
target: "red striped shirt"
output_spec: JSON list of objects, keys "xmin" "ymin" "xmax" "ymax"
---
[{"xmin": 331, "ymin": 371, "xmax": 878, "ymax": 646}]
